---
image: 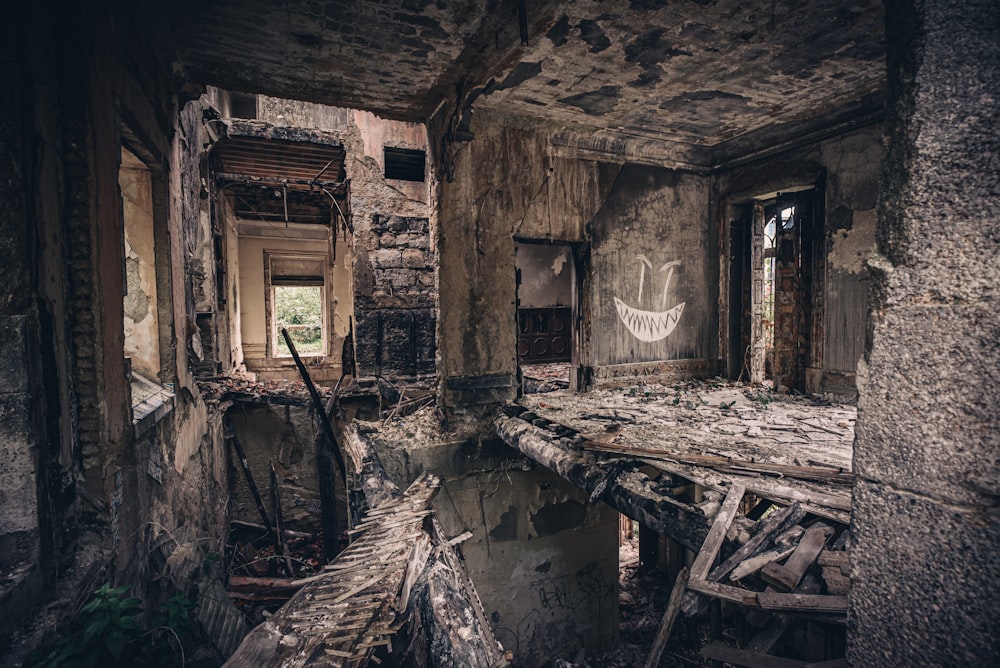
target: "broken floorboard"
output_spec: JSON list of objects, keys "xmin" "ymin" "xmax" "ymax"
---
[
  {"xmin": 494, "ymin": 408, "xmax": 710, "ymax": 552},
  {"xmin": 509, "ymin": 380, "xmax": 854, "ymax": 522},
  {"xmin": 224, "ymin": 474, "xmax": 441, "ymax": 667}
]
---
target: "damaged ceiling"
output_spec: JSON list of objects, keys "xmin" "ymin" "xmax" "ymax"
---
[
  {"xmin": 213, "ymin": 122, "xmax": 348, "ymax": 224},
  {"xmin": 165, "ymin": 0, "xmax": 884, "ymax": 159}
]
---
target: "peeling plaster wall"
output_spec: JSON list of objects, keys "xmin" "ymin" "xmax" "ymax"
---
[{"xmin": 120, "ymin": 150, "xmax": 161, "ymax": 380}]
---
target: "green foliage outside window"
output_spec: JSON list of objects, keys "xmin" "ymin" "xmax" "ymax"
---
[{"xmin": 275, "ymin": 286, "xmax": 323, "ymax": 355}]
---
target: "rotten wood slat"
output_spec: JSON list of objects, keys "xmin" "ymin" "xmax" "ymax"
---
[
  {"xmin": 686, "ymin": 578, "xmax": 760, "ymax": 607},
  {"xmin": 709, "ymin": 502, "xmax": 806, "ymax": 583},
  {"xmin": 583, "ymin": 443, "xmax": 853, "ymax": 484},
  {"xmin": 643, "ymin": 567, "xmax": 689, "ymax": 668},
  {"xmin": 760, "ymin": 525, "xmax": 834, "ymax": 592},
  {"xmin": 690, "ymin": 483, "xmax": 747, "ymax": 581},
  {"xmin": 228, "ymin": 576, "xmax": 301, "ymax": 593},
  {"xmin": 647, "ymin": 460, "xmax": 849, "ymax": 524},
  {"xmin": 730, "ymin": 545, "xmax": 797, "ymax": 582},
  {"xmin": 756, "ymin": 592, "xmax": 848, "ymax": 614}
]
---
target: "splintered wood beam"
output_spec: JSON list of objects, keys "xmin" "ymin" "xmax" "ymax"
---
[
  {"xmin": 690, "ymin": 483, "xmax": 747, "ymax": 581},
  {"xmin": 760, "ymin": 525, "xmax": 834, "ymax": 592},
  {"xmin": 494, "ymin": 413, "xmax": 710, "ymax": 551},
  {"xmin": 643, "ymin": 567, "xmax": 689, "ymax": 668},
  {"xmin": 708, "ymin": 502, "xmax": 806, "ymax": 582},
  {"xmin": 756, "ymin": 592, "xmax": 848, "ymax": 614}
]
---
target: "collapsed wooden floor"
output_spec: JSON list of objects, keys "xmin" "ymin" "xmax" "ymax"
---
[
  {"xmin": 225, "ymin": 426, "xmax": 506, "ymax": 668},
  {"xmin": 495, "ymin": 380, "xmax": 854, "ymax": 666}
]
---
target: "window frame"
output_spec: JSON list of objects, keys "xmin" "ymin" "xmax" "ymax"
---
[{"xmin": 263, "ymin": 250, "xmax": 330, "ymax": 359}]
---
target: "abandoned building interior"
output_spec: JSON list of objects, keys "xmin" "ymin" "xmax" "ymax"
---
[{"xmin": 0, "ymin": 0, "xmax": 997, "ymax": 666}]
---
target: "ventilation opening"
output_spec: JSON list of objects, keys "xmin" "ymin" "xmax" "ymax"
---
[
  {"xmin": 230, "ymin": 92, "xmax": 258, "ymax": 119},
  {"xmin": 384, "ymin": 147, "xmax": 426, "ymax": 182}
]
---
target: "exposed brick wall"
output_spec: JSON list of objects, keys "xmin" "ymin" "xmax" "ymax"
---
[{"xmin": 354, "ymin": 214, "xmax": 436, "ymax": 378}]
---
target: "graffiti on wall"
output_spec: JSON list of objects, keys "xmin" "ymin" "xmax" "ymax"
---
[{"xmin": 614, "ymin": 255, "xmax": 685, "ymax": 342}]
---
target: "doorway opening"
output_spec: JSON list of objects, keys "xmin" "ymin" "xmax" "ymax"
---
[
  {"xmin": 748, "ymin": 189, "xmax": 817, "ymax": 392},
  {"xmin": 515, "ymin": 241, "xmax": 576, "ymax": 393}
]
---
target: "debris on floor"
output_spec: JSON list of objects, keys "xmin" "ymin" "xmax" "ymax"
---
[{"xmin": 499, "ymin": 378, "xmax": 852, "ymax": 665}]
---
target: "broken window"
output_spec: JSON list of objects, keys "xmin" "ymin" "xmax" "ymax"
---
[
  {"xmin": 265, "ymin": 252, "xmax": 328, "ymax": 358},
  {"xmin": 119, "ymin": 145, "xmax": 174, "ymax": 430}
]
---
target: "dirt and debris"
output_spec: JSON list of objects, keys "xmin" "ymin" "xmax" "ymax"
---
[
  {"xmin": 522, "ymin": 362, "xmax": 571, "ymax": 393},
  {"xmin": 502, "ymin": 378, "xmax": 853, "ymax": 665}
]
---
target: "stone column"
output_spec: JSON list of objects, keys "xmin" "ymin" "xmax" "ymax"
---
[{"xmin": 850, "ymin": 0, "xmax": 1000, "ymax": 664}]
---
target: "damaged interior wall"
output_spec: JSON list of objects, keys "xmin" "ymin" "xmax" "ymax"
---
[
  {"xmin": 588, "ymin": 166, "xmax": 717, "ymax": 379},
  {"xmin": 249, "ymin": 98, "xmax": 438, "ymax": 381},
  {"xmin": 716, "ymin": 123, "xmax": 882, "ymax": 395},
  {"xmin": 367, "ymin": 421, "xmax": 619, "ymax": 666},
  {"xmin": 0, "ymin": 4, "xmax": 234, "ymax": 653},
  {"xmin": 436, "ymin": 114, "xmax": 621, "ymax": 420}
]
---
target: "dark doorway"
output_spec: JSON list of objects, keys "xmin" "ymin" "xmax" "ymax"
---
[
  {"xmin": 515, "ymin": 241, "xmax": 576, "ymax": 391},
  {"xmin": 745, "ymin": 189, "xmax": 818, "ymax": 393}
]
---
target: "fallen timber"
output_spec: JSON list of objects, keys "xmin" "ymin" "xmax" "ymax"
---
[
  {"xmin": 226, "ymin": 424, "xmax": 506, "ymax": 667},
  {"xmin": 494, "ymin": 406, "xmax": 710, "ymax": 552},
  {"xmin": 498, "ymin": 385, "xmax": 853, "ymax": 664}
]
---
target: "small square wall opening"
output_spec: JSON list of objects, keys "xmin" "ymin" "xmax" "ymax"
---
[{"xmin": 384, "ymin": 147, "xmax": 426, "ymax": 182}]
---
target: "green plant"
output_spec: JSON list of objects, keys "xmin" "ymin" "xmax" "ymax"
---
[{"xmin": 27, "ymin": 584, "xmax": 196, "ymax": 668}]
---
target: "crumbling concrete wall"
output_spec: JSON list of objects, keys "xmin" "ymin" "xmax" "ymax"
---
[
  {"xmin": 372, "ymin": 431, "xmax": 618, "ymax": 665},
  {"xmin": 850, "ymin": 0, "xmax": 1000, "ymax": 664}
]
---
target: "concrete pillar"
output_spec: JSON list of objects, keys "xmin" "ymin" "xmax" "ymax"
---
[{"xmin": 850, "ymin": 1, "xmax": 1000, "ymax": 664}]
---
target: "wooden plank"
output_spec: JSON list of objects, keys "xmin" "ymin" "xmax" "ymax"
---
[
  {"xmin": 647, "ymin": 460, "xmax": 849, "ymax": 524},
  {"xmin": 730, "ymin": 546, "xmax": 797, "ymax": 582},
  {"xmin": 690, "ymin": 483, "xmax": 747, "ymax": 581},
  {"xmin": 643, "ymin": 568, "xmax": 688, "ymax": 668},
  {"xmin": 701, "ymin": 643, "xmax": 809, "ymax": 668},
  {"xmin": 686, "ymin": 579, "xmax": 759, "ymax": 607},
  {"xmin": 709, "ymin": 502, "xmax": 806, "ymax": 582},
  {"xmin": 757, "ymin": 592, "xmax": 848, "ymax": 614},
  {"xmin": 761, "ymin": 525, "xmax": 833, "ymax": 592}
]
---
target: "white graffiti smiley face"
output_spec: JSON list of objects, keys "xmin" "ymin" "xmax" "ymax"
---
[{"xmin": 613, "ymin": 255, "xmax": 685, "ymax": 343}]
